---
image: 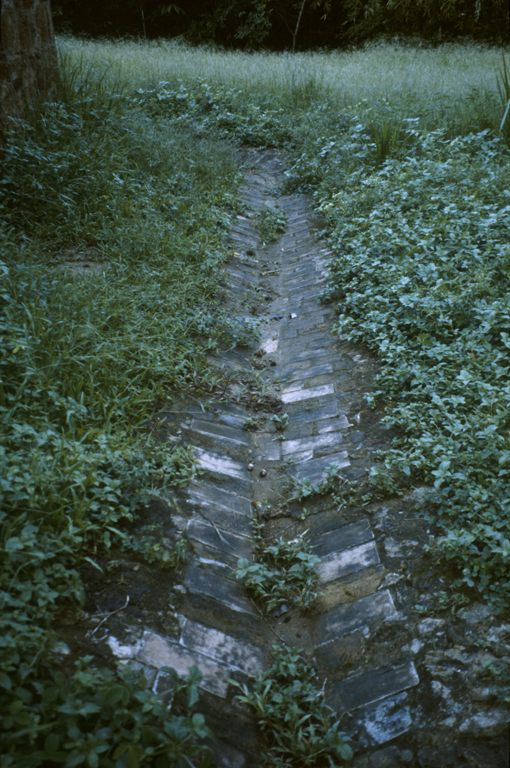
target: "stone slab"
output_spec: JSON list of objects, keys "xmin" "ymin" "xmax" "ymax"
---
[
  {"xmin": 317, "ymin": 541, "xmax": 380, "ymax": 584},
  {"xmin": 283, "ymin": 421, "xmax": 315, "ymax": 440},
  {"xmin": 362, "ymin": 692, "xmax": 413, "ymax": 745},
  {"xmin": 292, "ymin": 348, "xmax": 334, "ymax": 364},
  {"xmin": 218, "ymin": 411, "xmax": 250, "ymax": 429},
  {"xmin": 197, "ymin": 509, "xmax": 252, "ymax": 540},
  {"xmin": 302, "ymin": 333, "xmax": 338, "ymax": 351},
  {"xmin": 185, "ymin": 429, "xmax": 249, "ymax": 458},
  {"xmin": 314, "ymin": 628, "xmax": 367, "ymax": 674},
  {"xmin": 329, "ymin": 661, "xmax": 419, "ymax": 712},
  {"xmin": 194, "ymin": 448, "xmax": 247, "ymax": 480},
  {"xmin": 253, "ymin": 436, "xmax": 281, "ymax": 462},
  {"xmin": 285, "ymin": 309, "xmax": 329, "ymax": 325},
  {"xmin": 137, "ymin": 631, "xmax": 232, "ymax": 698},
  {"xmin": 316, "ymin": 589, "xmax": 398, "ymax": 642},
  {"xmin": 281, "ymin": 384, "xmax": 335, "ymax": 404},
  {"xmin": 282, "ymin": 432, "xmax": 342, "ymax": 458},
  {"xmin": 278, "ymin": 363, "xmax": 333, "ymax": 384},
  {"xmin": 187, "ymin": 518, "xmax": 252, "ymax": 563},
  {"xmin": 317, "ymin": 415, "xmax": 351, "ymax": 433},
  {"xmin": 278, "ymin": 324, "xmax": 298, "ymax": 339},
  {"xmin": 187, "ymin": 481, "xmax": 252, "ymax": 517},
  {"xmin": 180, "ymin": 617, "xmax": 264, "ymax": 676},
  {"xmin": 313, "ymin": 520, "xmax": 374, "ymax": 557},
  {"xmin": 260, "ymin": 337, "xmax": 278, "ymax": 354},
  {"xmin": 190, "ymin": 418, "xmax": 250, "ymax": 446},
  {"xmin": 317, "ymin": 565, "xmax": 385, "ymax": 610},
  {"xmin": 184, "ymin": 562, "xmax": 257, "ymax": 620},
  {"xmin": 292, "ymin": 451, "xmax": 350, "ymax": 484},
  {"xmin": 285, "ymin": 401, "xmax": 341, "ymax": 425}
]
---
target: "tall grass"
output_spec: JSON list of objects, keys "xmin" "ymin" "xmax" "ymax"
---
[{"xmin": 59, "ymin": 36, "xmax": 510, "ymax": 132}]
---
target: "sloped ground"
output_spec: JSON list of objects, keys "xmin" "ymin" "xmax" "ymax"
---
[{"xmin": 103, "ymin": 150, "xmax": 509, "ymax": 767}]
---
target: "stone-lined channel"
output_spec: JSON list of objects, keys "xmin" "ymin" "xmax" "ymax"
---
[{"xmin": 103, "ymin": 150, "xmax": 509, "ymax": 767}]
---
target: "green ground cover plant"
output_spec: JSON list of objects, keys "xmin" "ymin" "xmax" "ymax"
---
[
  {"xmin": 0, "ymin": 56, "xmax": 239, "ymax": 764},
  {"xmin": 237, "ymin": 529, "xmax": 319, "ymax": 615},
  {"xmin": 2, "ymin": 661, "xmax": 212, "ymax": 768},
  {"xmin": 4, "ymin": 32, "xmax": 510, "ymax": 764},
  {"xmin": 297, "ymin": 121, "xmax": 510, "ymax": 607},
  {"xmin": 235, "ymin": 647, "xmax": 352, "ymax": 766}
]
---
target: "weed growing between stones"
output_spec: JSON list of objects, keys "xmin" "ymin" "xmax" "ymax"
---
[
  {"xmin": 243, "ymin": 415, "xmax": 266, "ymax": 432},
  {"xmin": 235, "ymin": 647, "xmax": 353, "ymax": 766},
  {"xmin": 288, "ymin": 466, "xmax": 350, "ymax": 504},
  {"xmin": 256, "ymin": 205, "xmax": 288, "ymax": 245},
  {"xmin": 270, "ymin": 412, "xmax": 288, "ymax": 434},
  {"xmin": 236, "ymin": 519, "xmax": 319, "ymax": 615}
]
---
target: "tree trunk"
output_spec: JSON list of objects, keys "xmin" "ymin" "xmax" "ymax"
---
[
  {"xmin": 292, "ymin": 0, "xmax": 307, "ymax": 52},
  {"xmin": 0, "ymin": 0, "xmax": 59, "ymax": 126}
]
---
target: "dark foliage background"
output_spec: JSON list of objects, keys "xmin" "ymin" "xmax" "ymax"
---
[{"xmin": 53, "ymin": 0, "xmax": 510, "ymax": 48}]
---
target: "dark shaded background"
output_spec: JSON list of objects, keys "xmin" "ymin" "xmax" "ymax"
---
[{"xmin": 53, "ymin": 0, "xmax": 510, "ymax": 48}]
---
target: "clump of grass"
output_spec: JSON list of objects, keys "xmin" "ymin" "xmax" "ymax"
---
[
  {"xmin": 235, "ymin": 647, "xmax": 352, "ymax": 766},
  {"xmin": 368, "ymin": 118, "xmax": 403, "ymax": 162},
  {"xmin": 256, "ymin": 204, "xmax": 288, "ymax": 244},
  {"xmin": 237, "ymin": 526, "xmax": 319, "ymax": 615},
  {"xmin": 285, "ymin": 62, "xmax": 326, "ymax": 108}
]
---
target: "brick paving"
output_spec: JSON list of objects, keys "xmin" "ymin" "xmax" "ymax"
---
[{"xmin": 107, "ymin": 149, "xmax": 421, "ymax": 765}]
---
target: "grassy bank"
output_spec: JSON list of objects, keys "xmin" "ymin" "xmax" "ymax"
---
[
  {"xmin": 0, "ymin": 59, "xmax": 238, "ymax": 765},
  {"xmin": 298, "ymin": 124, "xmax": 510, "ymax": 608},
  {"xmin": 2, "ymin": 34, "xmax": 510, "ymax": 764}
]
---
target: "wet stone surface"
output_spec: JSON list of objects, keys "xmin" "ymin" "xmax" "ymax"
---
[{"xmin": 94, "ymin": 149, "xmax": 509, "ymax": 766}]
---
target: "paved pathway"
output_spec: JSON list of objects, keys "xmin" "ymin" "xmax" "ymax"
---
[{"xmin": 108, "ymin": 150, "xmax": 421, "ymax": 765}]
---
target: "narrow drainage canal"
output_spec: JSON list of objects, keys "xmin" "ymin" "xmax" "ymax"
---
[{"xmin": 101, "ymin": 149, "xmax": 508, "ymax": 768}]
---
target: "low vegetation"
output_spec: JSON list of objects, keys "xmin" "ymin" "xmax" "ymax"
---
[
  {"xmin": 2, "ymin": 33, "xmax": 510, "ymax": 764},
  {"xmin": 0, "ymin": 56, "xmax": 238, "ymax": 764},
  {"xmin": 237, "ymin": 528, "xmax": 319, "ymax": 614},
  {"xmin": 298, "ymin": 123, "xmax": 510, "ymax": 607},
  {"xmin": 235, "ymin": 647, "xmax": 353, "ymax": 766}
]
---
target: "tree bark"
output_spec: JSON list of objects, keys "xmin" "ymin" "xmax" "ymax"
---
[
  {"xmin": 292, "ymin": 0, "xmax": 307, "ymax": 52},
  {"xmin": 0, "ymin": 0, "xmax": 59, "ymax": 126}
]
